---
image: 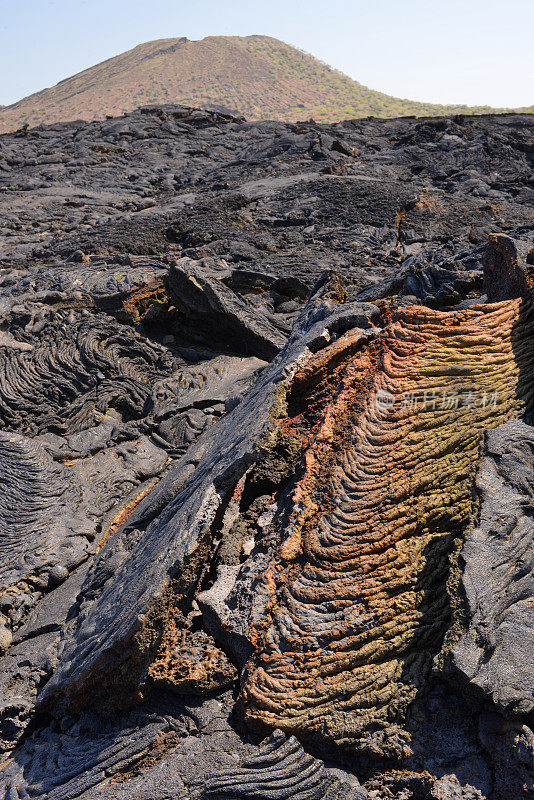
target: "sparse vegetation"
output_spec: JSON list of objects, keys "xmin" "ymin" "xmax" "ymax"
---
[{"xmin": 0, "ymin": 34, "xmax": 532, "ymax": 133}]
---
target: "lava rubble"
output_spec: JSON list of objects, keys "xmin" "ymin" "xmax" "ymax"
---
[{"xmin": 0, "ymin": 106, "xmax": 533, "ymax": 799}]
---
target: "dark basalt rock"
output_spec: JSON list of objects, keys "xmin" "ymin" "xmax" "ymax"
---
[
  {"xmin": 0, "ymin": 256, "xmax": 168, "ymax": 323},
  {"xmin": 202, "ymin": 729, "xmax": 368, "ymax": 799},
  {"xmin": 37, "ymin": 282, "xmax": 372, "ymax": 714},
  {"xmin": 0, "ymin": 563, "xmax": 91, "ymax": 753},
  {"xmin": 0, "ymin": 306, "xmax": 176, "ymax": 433},
  {"xmin": 166, "ymin": 257, "xmax": 289, "ymax": 360},
  {"xmin": 0, "ymin": 704, "xmax": 179, "ymax": 799},
  {"xmin": 1, "ymin": 107, "xmax": 532, "ymax": 288},
  {"xmin": 0, "ymin": 107, "xmax": 533, "ymax": 800},
  {"xmin": 454, "ymin": 419, "xmax": 534, "ymax": 715},
  {"xmin": 483, "ymin": 233, "xmax": 534, "ymax": 302},
  {"xmin": 0, "ymin": 432, "xmax": 92, "ymax": 589}
]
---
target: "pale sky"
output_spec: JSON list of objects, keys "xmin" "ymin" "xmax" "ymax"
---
[{"xmin": 0, "ymin": 0, "xmax": 532, "ymax": 108}]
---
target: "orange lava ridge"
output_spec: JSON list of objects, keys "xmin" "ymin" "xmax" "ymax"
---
[{"xmin": 240, "ymin": 293, "xmax": 534, "ymax": 756}]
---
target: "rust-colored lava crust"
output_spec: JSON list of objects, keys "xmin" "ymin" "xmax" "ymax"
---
[{"xmin": 239, "ymin": 293, "xmax": 534, "ymax": 756}]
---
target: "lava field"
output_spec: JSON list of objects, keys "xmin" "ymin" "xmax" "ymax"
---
[{"xmin": 0, "ymin": 106, "xmax": 533, "ymax": 799}]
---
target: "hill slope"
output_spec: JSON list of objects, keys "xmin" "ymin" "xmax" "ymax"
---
[{"xmin": 1, "ymin": 35, "xmax": 532, "ymax": 133}]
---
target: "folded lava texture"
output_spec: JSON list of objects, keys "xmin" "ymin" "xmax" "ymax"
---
[
  {"xmin": 35, "ymin": 239, "xmax": 534, "ymax": 768},
  {"xmin": 235, "ymin": 288, "xmax": 534, "ymax": 757},
  {"xmin": 1, "ymin": 108, "xmax": 533, "ymax": 800},
  {"xmin": 0, "ymin": 432, "xmax": 92, "ymax": 589},
  {"xmin": 202, "ymin": 729, "xmax": 368, "ymax": 799}
]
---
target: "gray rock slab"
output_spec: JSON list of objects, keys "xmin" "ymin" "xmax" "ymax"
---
[{"xmin": 454, "ymin": 419, "xmax": 534, "ymax": 715}]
